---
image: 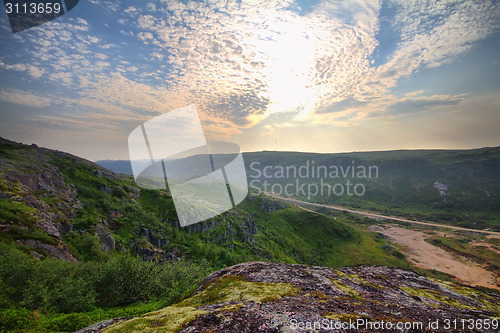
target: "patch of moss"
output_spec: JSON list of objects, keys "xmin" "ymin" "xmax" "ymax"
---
[
  {"xmin": 104, "ymin": 275, "xmax": 299, "ymax": 332},
  {"xmin": 310, "ymin": 290, "xmax": 329, "ymax": 300},
  {"xmin": 400, "ymin": 286, "xmax": 475, "ymax": 310},
  {"xmin": 429, "ymin": 278, "xmax": 500, "ymax": 313},
  {"xmin": 220, "ymin": 303, "xmax": 244, "ymax": 312},
  {"xmin": 103, "ymin": 306, "xmax": 206, "ymax": 333},
  {"xmin": 323, "ymin": 312, "xmax": 362, "ymax": 322},
  {"xmin": 181, "ymin": 274, "xmax": 299, "ymax": 307},
  {"xmin": 328, "ymin": 277, "xmax": 364, "ymax": 300},
  {"xmin": 333, "ymin": 270, "xmax": 385, "ymax": 290}
]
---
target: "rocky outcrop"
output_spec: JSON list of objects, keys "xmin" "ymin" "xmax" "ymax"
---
[
  {"xmin": 95, "ymin": 261, "xmax": 500, "ymax": 333},
  {"xmin": 138, "ymin": 227, "xmax": 169, "ymax": 248},
  {"xmin": 258, "ymin": 196, "xmax": 287, "ymax": 213},
  {"xmin": 74, "ymin": 318, "xmax": 131, "ymax": 333},
  {"xmin": 95, "ymin": 223, "xmax": 116, "ymax": 251},
  {"xmin": 0, "ymin": 148, "xmax": 88, "ymax": 260},
  {"xmin": 5, "ymin": 167, "xmax": 82, "ymax": 230},
  {"xmin": 239, "ymin": 214, "xmax": 257, "ymax": 244},
  {"xmin": 16, "ymin": 239, "xmax": 77, "ymax": 262}
]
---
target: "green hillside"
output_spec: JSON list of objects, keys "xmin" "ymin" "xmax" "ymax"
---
[
  {"xmin": 0, "ymin": 137, "xmax": 406, "ymax": 332},
  {"xmin": 243, "ymin": 148, "xmax": 500, "ymax": 231},
  {"xmin": 98, "ymin": 147, "xmax": 500, "ymax": 230}
]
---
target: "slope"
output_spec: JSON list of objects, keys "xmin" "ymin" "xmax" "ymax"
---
[{"xmin": 0, "ymin": 137, "xmax": 406, "ymax": 332}]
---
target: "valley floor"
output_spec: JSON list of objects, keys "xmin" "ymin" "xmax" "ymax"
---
[{"xmin": 370, "ymin": 225, "xmax": 499, "ymax": 291}]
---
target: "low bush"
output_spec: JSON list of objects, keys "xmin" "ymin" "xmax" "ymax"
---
[{"xmin": 0, "ymin": 243, "xmax": 211, "ymax": 331}]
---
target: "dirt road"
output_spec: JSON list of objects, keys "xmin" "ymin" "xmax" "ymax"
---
[
  {"xmin": 370, "ymin": 225, "xmax": 499, "ymax": 290},
  {"xmin": 268, "ymin": 194, "xmax": 500, "ymax": 237}
]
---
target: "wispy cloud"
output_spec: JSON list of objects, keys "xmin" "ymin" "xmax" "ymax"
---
[{"xmin": 0, "ymin": 89, "xmax": 53, "ymax": 107}]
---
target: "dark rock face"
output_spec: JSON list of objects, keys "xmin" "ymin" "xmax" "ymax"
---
[
  {"xmin": 259, "ymin": 197, "xmax": 287, "ymax": 213},
  {"xmin": 239, "ymin": 215, "xmax": 258, "ymax": 244},
  {"xmin": 102, "ymin": 262, "xmax": 500, "ymax": 333},
  {"xmin": 74, "ymin": 318, "xmax": 131, "ymax": 333},
  {"xmin": 138, "ymin": 227, "xmax": 169, "ymax": 249},
  {"xmin": 95, "ymin": 224, "xmax": 116, "ymax": 251},
  {"xmin": 16, "ymin": 239, "xmax": 77, "ymax": 262}
]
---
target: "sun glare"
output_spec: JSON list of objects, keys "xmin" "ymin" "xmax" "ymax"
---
[{"xmin": 245, "ymin": 14, "xmax": 318, "ymax": 116}]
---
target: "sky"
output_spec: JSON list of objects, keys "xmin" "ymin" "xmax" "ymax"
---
[{"xmin": 1, "ymin": 0, "xmax": 499, "ymax": 161}]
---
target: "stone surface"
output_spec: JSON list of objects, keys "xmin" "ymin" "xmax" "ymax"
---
[
  {"xmin": 96, "ymin": 261, "xmax": 500, "ymax": 332},
  {"xmin": 16, "ymin": 239, "xmax": 78, "ymax": 262},
  {"xmin": 95, "ymin": 223, "xmax": 116, "ymax": 251}
]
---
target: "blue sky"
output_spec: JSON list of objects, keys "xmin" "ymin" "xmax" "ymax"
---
[{"xmin": 1, "ymin": 0, "xmax": 499, "ymax": 160}]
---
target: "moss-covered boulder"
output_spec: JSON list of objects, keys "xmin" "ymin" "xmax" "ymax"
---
[{"xmin": 89, "ymin": 261, "xmax": 500, "ymax": 332}]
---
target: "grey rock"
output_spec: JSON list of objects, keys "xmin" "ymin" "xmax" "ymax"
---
[
  {"xmin": 75, "ymin": 317, "xmax": 131, "ymax": 333},
  {"xmin": 95, "ymin": 224, "xmax": 115, "ymax": 251},
  {"xmin": 36, "ymin": 220, "xmax": 61, "ymax": 239},
  {"xmin": 98, "ymin": 262, "xmax": 500, "ymax": 333},
  {"xmin": 56, "ymin": 222, "xmax": 73, "ymax": 234},
  {"xmin": 16, "ymin": 239, "xmax": 78, "ymax": 262},
  {"xmin": 138, "ymin": 227, "xmax": 169, "ymax": 248}
]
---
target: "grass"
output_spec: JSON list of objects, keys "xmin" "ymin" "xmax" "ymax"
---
[{"xmin": 426, "ymin": 235, "xmax": 500, "ymax": 270}]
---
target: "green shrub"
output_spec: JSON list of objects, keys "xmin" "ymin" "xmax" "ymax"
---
[
  {"xmin": 41, "ymin": 312, "xmax": 94, "ymax": 332},
  {"xmin": 87, "ymin": 256, "xmax": 210, "ymax": 307},
  {"xmin": 0, "ymin": 307, "xmax": 31, "ymax": 331},
  {"xmin": 0, "ymin": 242, "xmax": 210, "ymax": 318}
]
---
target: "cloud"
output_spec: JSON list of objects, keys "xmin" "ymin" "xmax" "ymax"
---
[
  {"xmin": 49, "ymin": 72, "xmax": 73, "ymax": 86},
  {"xmin": 0, "ymin": 0, "xmax": 498, "ymax": 148},
  {"xmin": 387, "ymin": 96, "xmax": 461, "ymax": 115},
  {"xmin": 310, "ymin": 0, "xmax": 499, "ymax": 125},
  {"xmin": 316, "ymin": 97, "xmax": 367, "ymax": 114},
  {"xmin": 0, "ymin": 89, "xmax": 53, "ymax": 108},
  {"xmin": 1, "ymin": 63, "xmax": 45, "ymax": 78},
  {"xmin": 373, "ymin": 0, "xmax": 500, "ymax": 88},
  {"xmin": 126, "ymin": 0, "xmax": 383, "ymax": 127}
]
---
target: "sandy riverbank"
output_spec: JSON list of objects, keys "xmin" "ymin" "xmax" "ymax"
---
[{"xmin": 370, "ymin": 225, "xmax": 499, "ymax": 291}]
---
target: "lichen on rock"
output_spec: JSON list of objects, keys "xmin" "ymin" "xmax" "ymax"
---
[{"xmin": 95, "ymin": 261, "xmax": 500, "ymax": 333}]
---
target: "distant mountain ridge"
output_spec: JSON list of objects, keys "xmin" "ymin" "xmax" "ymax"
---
[{"xmin": 97, "ymin": 146, "xmax": 500, "ymax": 176}]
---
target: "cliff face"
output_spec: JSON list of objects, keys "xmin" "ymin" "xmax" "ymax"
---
[
  {"xmin": 0, "ymin": 137, "xmax": 261, "ymax": 263},
  {"xmin": 90, "ymin": 261, "xmax": 500, "ymax": 333},
  {"xmin": 0, "ymin": 139, "xmax": 85, "ymax": 261}
]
